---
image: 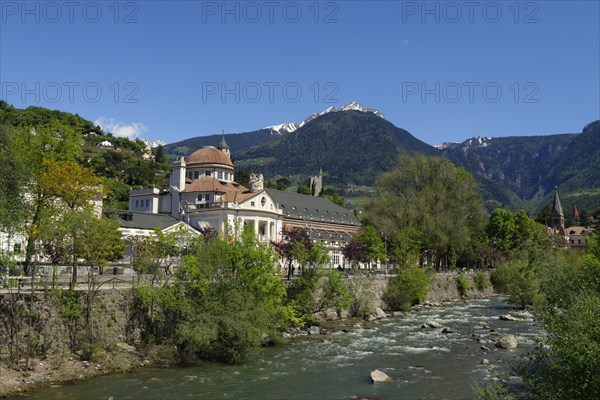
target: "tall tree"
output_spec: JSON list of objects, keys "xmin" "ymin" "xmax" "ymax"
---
[
  {"xmin": 37, "ymin": 160, "xmax": 106, "ymax": 285},
  {"xmin": 356, "ymin": 225, "xmax": 385, "ymax": 269},
  {"xmin": 363, "ymin": 155, "xmax": 487, "ymax": 270}
]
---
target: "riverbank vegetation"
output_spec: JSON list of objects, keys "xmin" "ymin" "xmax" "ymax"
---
[{"xmin": 477, "ymin": 232, "xmax": 600, "ymax": 399}]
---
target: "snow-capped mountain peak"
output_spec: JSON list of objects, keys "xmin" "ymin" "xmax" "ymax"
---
[
  {"xmin": 341, "ymin": 101, "xmax": 386, "ymax": 119},
  {"xmin": 434, "ymin": 141, "xmax": 460, "ymax": 150},
  {"xmin": 464, "ymin": 136, "xmax": 492, "ymax": 148},
  {"xmin": 436, "ymin": 136, "xmax": 493, "ymax": 152},
  {"xmin": 265, "ymin": 122, "xmax": 300, "ymax": 134},
  {"xmin": 265, "ymin": 102, "xmax": 385, "ymax": 134}
]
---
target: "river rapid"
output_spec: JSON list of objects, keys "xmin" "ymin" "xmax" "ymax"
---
[{"xmin": 17, "ymin": 298, "xmax": 538, "ymax": 400}]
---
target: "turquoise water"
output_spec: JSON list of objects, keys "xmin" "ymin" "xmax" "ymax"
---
[{"xmin": 20, "ymin": 298, "xmax": 537, "ymax": 400}]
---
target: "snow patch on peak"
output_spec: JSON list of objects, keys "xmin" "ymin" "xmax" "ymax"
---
[
  {"xmin": 341, "ymin": 101, "xmax": 386, "ymax": 119},
  {"xmin": 265, "ymin": 122, "xmax": 300, "ymax": 134},
  {"xmin": 435, "ymin": 141, "xmax": 460, "ymax": 150},
  {"xmin": 264, "ymin": 102, "xmax": 385, "ymax": 135},
  {"xmin": 464, "ymin": 136, "xmax": 492, "ymax": 147}
]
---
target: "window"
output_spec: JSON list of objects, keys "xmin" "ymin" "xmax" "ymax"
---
[
  {"xmin": 261, "ymin": 196, "xmax": 266, "ymax": 207},
  {"xmin": 13, "ymin": 243, "xmax": 21, "ymax": 253},
  {"xmin": 205, "ymin": 171, "xmax": 211, "ymax": 176},
  {"xmin": 251, "ymin": 201, "xmax": 255, "ymax": 207},
  {"xmin": 205, "ymin": 194, "xmax": 210, "ymax": 202},
  {"xmin": 217, "ymin": 171, "xmax": 223, "ymax": 179},
  {"xmin": 193, "ymin": 171, "xmax": 199, "ymax": 179},
  {"xmin": 332, "ymin": 251, "xmax": 340, "ymax": 266},
  {"xmin": 145, "ymin": 199, "xmax": 149, "ymax": 207},
  {"xmin": 135, "ymin": 200, "xmax": 139, "ymax": 207}
]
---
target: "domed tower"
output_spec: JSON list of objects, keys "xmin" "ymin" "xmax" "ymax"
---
[{"xmin": 186, "ymin": 146, "xmax": 235, "ymax": 182}]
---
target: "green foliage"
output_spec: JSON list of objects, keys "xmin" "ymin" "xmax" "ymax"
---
[
  {"xmin": 234, "ymin": 110, "xmax": 436, "ymax": 187},
  {"xmin": 356, "ymin": 225, "xmax": 385, "ymax": 268},
  {"xmin": 0, "ymin": 104, "xmax": 101, "ymax": 134},
  {"xmin": 455, "ymin": 274, "xmax": 472, "ymax": 297},
  {"xmin": 491, "ymin": 259, "xmax": 543, "ymax": 308},
  {"xmin": 286, "ymin": 268, "xmax": 351, "ymax": 322},
  {"xmin": 321, "ymin": 187, "xmax": 344, "ymax": 207},
  {"xmin": 484, "ymin": 234, "xmax": 600, "ymax": 399},
  {"xmin": 473, "ymin": 271, "xmax": 490, "ymax": 291},
  {"xmin": 275, "ymin": 177, "xmax": 290, "ymax": 191},
  {"xmin": 132, "ymin": 229, "xmax": 293, "ymax": 364},
  {"xmin": 297, "ymin": 184, "xmax": 311, "ymax": 195},
  {"xmin": 364, "ymin": 155, "xmax": 488, "ymax": 270},
  {"xmin": 383, "ymin": 266, "xmax": 431, "ymax": 311},
  {"xmin": 486, "ymin": 208, "xmax": 547, "ymax": 256},
  {"xmin": 0, "ymin": 125, "xmax": 29, "ymax": 229}
]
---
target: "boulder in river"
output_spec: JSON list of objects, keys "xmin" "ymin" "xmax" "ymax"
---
[
  {"xmin": 421, "ymin": 321, "xmax": 442, "ymax": 329},
  {"xmin": 374, "ymin": 307, "xmax": 387, "ymax": 319},
  {"xmin": 499, "ymin": 314, "xmax": 520, "ymax": 321},
  {"xmin": 370, "ymin": 369, "xmax": 392, "ymax": 383},
  {"xmin": 496, "ymin": 334, "xmax": 518, "ymax": 349},
  {"xmin": 480, "ymin": 345, "xmax": 491, "ymax": 352},
  {"xmin": 307, "ymin": 326, "xmax": 321, "ymax": 335},
  {"xmin": 441, "ymin": 327, "xmax": 455, "ymax": 334}
]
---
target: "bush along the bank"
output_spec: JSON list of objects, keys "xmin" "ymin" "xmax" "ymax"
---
[
  {"xmin": 476, "ymin": 233, "xmax": 600, "ymax": 399},
  {"xmin": 130, "ymin": 228, "xmax": 295, "ymax": 364},
  {"xmin": 455, "ymin": 273, "xmax": 472, "ymax": 297},
  {"xmin": 473, "ymin": 271, "xmax": 490, "ymax": 291},
  {"xmin": 383, "ymin": 266, "xmax": 432, "ymax": 311}
]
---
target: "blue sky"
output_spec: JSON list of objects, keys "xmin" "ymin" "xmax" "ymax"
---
[{"xmin": 1, "ymin": 1, "xmax": 598, "ymax": 145}]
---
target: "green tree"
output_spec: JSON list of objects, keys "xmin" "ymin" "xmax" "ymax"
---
[
  {"xmin": 356, "ymin": 225, "xmax": 385, "ymax": 269},
  {"xmin": 37, "ymin": 160, "xmax": 105, "ymax": 285},
  {"xmin": 297, "ymin": 184, "xmax": 311, "ymax": 195},
  {"xmin": 321, "ymin": 187, "xmax": 344, "ymax": 207},
  {"xmin": 0, "ymin": 125, "xmax": 29, "ymax": 231},
  {"xmin": 132, "ymin": 228, "xmax": 294, "ymax": 364},
  {"xmin": 364, "ymin": 155, "xmax": 487, "ymax": 270},
  {"xmin": 275, "ymin": 177, "xmax": 290, "ymax": 191}
]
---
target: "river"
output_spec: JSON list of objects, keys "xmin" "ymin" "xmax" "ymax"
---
[{"xmin": 17, "ymin": 298, "xmax": 538, "ymax": 400}]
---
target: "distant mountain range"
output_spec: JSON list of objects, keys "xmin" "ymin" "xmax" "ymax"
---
[
  {"xmin": 164, "ymin": 103, "xmax": 599, "ymax": 213},
  {"xmin": 3, "ymin": 100, "xmax": 595, "ymax": 214}
]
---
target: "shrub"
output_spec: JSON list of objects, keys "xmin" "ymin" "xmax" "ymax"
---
[
  {"xmin": 383, "ymin": 267, "xmax": 431, "ymax": 311},
  {"xmin": 286, "ymin": 268, "xmax": 351, "ymax": 322},
  {"xmin": 491, "ymin": 260, "xmax": 543, "ymax": 308},
  {"xmin": 455, "ymin": 274, "xmax": 473, "ymax": 297},
  {"xmin": 347, "ymin": 272, "xmax": 376, "ymax": 317},
  {"xmin": 473, "ymin": 271, "xmax": 490, "ymax": 291}
]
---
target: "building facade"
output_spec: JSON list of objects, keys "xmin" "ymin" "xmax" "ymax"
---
[{"xmin": 127, "ymin": 138, "xmax": 361, "ymax": 267}]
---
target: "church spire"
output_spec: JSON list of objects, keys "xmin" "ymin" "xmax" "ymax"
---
[
  {"xmin": 217, "ymin": 128, "xmax": 230, "ymax": 158},
  {"xmin": 573, "ymin": 203, "xmax": 580, "ymax": 223},
  {"xmin": 551, "ymin": 187, "xmax": 565, "ymax": 232}
]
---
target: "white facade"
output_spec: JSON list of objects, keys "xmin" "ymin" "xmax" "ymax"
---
[{"xmin": 127, "ymin": 142, "xmax": 361, "ymax": 265}]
